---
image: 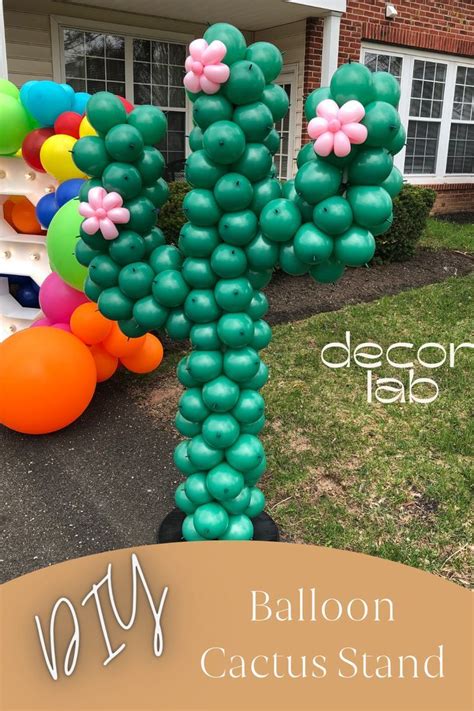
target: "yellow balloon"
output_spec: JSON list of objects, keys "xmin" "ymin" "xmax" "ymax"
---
[
  {"xmin": 79, "ymin": 116, "xmax": 97, "ymax": 137},
  {"xmin": 40, "ymin": 134, "xmax": 86, "ymax": 182}
]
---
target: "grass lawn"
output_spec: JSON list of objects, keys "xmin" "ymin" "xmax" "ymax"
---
[
  {"xmin": 262, "ymin": 274, "xmax": 473, "ymax": 587},
  {"xmin": 420, "ymin": 217, "xmax": 474, "ymax": 253}
]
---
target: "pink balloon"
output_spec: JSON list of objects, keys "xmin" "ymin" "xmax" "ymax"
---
[
  {"xmin": 189, "ymin": 38, "xmax": 207, "ymax": 62},
  {"xmin": 199, "ymin": 76, "xmax": 220, "ymax": 94},
  {"xmin": 338, "ymin": 100, "xmax": 365, "ymax": 125},
  {"xmin": 308, "ymin": 117, "xmax": 328, "ymax": 140},
  {"xmin": 314, "ymin": 132, "xmax": 334, "ymax": 157},
  {"xmin": 202, "ymin": 40, "xmax": 227, "ymax": 65},
  {"xmin": 31, "ymin": 317, "xmax": 52, "ymax": 328},
  {"xmin": 39, "ymin": 272, "xmax": 87, "ymax": 324},
  {"xmin": 317, "ymin": 99, "xmax": 339, "ymax": 121},
  {"xmin": 184, "ymin": 71, "xmax": 201, "ymax": 93},
  {"xmin": 204, "ymin": 63, "xmax": 230, "ymax": 84},
  {"xmin": 334, "ymin": 131, "xmax": 351, "ymax": 157},
  {"xmin": 342, "ymin": 122, "xmax": 368, "ymax": 144}
]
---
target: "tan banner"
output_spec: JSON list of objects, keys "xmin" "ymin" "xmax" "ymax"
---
[{"xmin": 0, "ymin": 543, "xmax": 472, "ymax": 711}]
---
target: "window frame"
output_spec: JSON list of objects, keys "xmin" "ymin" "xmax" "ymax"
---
[
  {"xmin": 361, "ymin": 42, "xmax": 474, "ymax": 185},
  {"xmin": 274, "ymin": 63, "xmax": 298, "ymax": 180}
]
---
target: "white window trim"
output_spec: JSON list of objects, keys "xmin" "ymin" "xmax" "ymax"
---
[
  {"xmin": 50, "ymin": 15, "xmax": 194, "ymax": 155},
  {"xmin": 275, "ymin": 63, "xmax": 298, "ymax": 180},
  {"xmin": 361, "ymin": 42, "xmax": 474, "ymax": 185}
]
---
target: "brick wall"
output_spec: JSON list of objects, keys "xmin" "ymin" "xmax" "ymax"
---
[{"xmin": 429, "ymin": 184, "xmax": 474, "ymax": 215}]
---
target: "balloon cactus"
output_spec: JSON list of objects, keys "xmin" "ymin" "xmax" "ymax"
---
[{"xmin": 74, "ymin": 24, "xmax": 405, "ymax": 541}]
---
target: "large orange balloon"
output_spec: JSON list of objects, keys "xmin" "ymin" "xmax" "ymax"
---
[
  {"xmin": 89, "ymin": 343, "xmax": 118, "ymax": 382},
  {"xmin": 11, "ymin": 199, "xmax": 42, "ymax": 234},
  {"xmin": 102, "ymin": 323, "xmax": 146, "ymax": 358},
  {"xmin": 0, "ymin": 327, "xmax": 96, "ymax": 434},
  {"xmin": 120, "ymin": 334, "xmax": 164, "ymax": 374},
  {"xmin": 70, "ymin": 302, "xmax": 113, "ymax": 345}
]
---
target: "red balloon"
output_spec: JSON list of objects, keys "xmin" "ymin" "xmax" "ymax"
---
[
  {"xmin": 21, "ymin": 128, "xmax": 55, "ymax": 173},
  {"xmin": 54, "ymin": 111, "xmax": 82, "ymax": 138},
  {"xmin": 117, "ymin": 96, "xmax": 134, "ymax": 113}
]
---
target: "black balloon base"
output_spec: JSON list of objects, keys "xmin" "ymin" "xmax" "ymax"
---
[{"xmin": 157, "ymin": 508, "xmax": 280, "ymax": 543}]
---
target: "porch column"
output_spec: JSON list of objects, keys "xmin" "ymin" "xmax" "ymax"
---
[
  {"xmin": 0, "ymin": 0, "xmax": 8, "ymax": 78},
  {"xmin": 321, "ymin": 11, "xmax": 342, "ymax": 86}
]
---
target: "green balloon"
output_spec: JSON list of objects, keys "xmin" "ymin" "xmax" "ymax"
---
[
  {"xmin": 133, "ymin": 295, "xmax": 168, "ymax": 330},
  {"xmin": 183, "ymin": 189, "xmax": 222, "ymax": 226},
  {"xmin": 182, "ymin": 515, "xmax": 206, "ymax": 541},
  {"xmin": 174, "ymin": 441, "xmax": 198, "ymax": 476},
  {"xmin": 142, "ymin": 178, "xmax": 169, "ymax": 208},
  {"xmin": 185, "ymin": 472, "xmax": 212, "ymax": 505},
  {"xmin": 223, "ymin": 60, "xmax": 265, "ymax": 105},
  {"xmin": 304, "ymin": 87, "xmax": 332, "ymax": 121},
  {"xmin": 188, "ymin": 126, "xmax": 203, "ymax": 152},
  {"xmin": 193, "ymin": 94, "xmax": 233, "ymax": 130},
  {"xmin": 127, "ymin": 105, "xmax": 167, "ymax": 144},
  {"xmin": 0, "ymin": 94, "xmax": 30, "ymax": 154},
  {"xmin": 177, "ymin": 356, "xmax": 199, "ymax": 387},
  {"xmin": 185, "ymin": 150, "xmax": 227, "ymax": 189},
  {"xmin": 261, "ymin": 84, "xmax": 289, "ymax": 121},
  {"xmin": 245, "ymin": 232, "xmax": 279, "ymax": 270},
  {"xmin": 105, "ymin": 124, "xmax": 144, "ymax": 162},
  {"xmin": 0, "ymin": 79, "xmax": 19, "ymax": 99},
  {"xmin": 313, "ymin": 196, "xmax": 353, "ymax": 235},
  {"xmin": 126, "ymin": 197, "xmax": 157, "ymax": 233},
  {"xmin": 250, "ymin": 178, "xmax": 282, "ymax": 216},
  {"xmin": 250, "ymin": 319, "xmax": 272, "ymax": 350},
  {"xmin": 222, "ymin": 487, "xmax": 252, "ymax": 514},
  {"xmin": 175, "ymin": 482, "xmax": 197, "ymax": 514},
  {"xmin": 372, "ymin": 71, "xmax": 401, "ymax": 107},
  {"xmin": 263, "ymin": 129, "xmax": 280, "ymax": 155},
  {"xmin": 293, "ymin": 223, "xmax": 333, "ymax": 265},
  {"xmin": 309, "ymin": 259, "xmax": 345, "ymax": 283},
  {"xmin": 143, "ymin": 227, "xmax": 166, "ymax": 256},
  {"xmin": 182, "ymin": 257, "xmax": 217, "ymax": 288},
  {"xmin": 245, "ymin": 487, "xmax": 265, "ymax": 518},
  {"xmin": 259, "ymin": 198, "xmax": 302, "ymax": 242},
  {"xmin": 214, "ymin": 173, "xmax": 254, "ymax": 212},
  {"xmin": 179, "ymin": 223, "xmax": 220, "ymax": 258},
  {"xmin": 297, "ymin": 142, "xmax": 315, "ymax": 168},
  {"xmin": 294, "ymin": 159, "xmax": 341, "ymax": 205},
  {"xmin": 211, "ymin": 244, "xmax": 247, "ymax": 278},
  {"xmin": 362, "ymin": 101, "xmax": 401, "ymax": 147},
  {"xmin": 219, "ymin": 210, "xmax": 258, "ymax": 245},
  {"xmin": 220, "ymin": 510, "xmax": 252, "ymax": 539},
  {"xmin": 244, "ymin": 457, "xmax": 267, "ymax": 485},
  {"xmin": 109, "ymin": 230, "xmax": 146, "ymax": 265},
  {"xmin": 203, "ymin": 23, "xmax": 247, "ymax": 66},
  {"xmin": 223, "ymin": 347, "xmax": 260, "ymax": 382},
  {"xmin": 232, "ymin": 389, "xmax": 264, "ymax": 423},
  {"xmin": 246, "ymin": 41, "xmax": 283, "ymax": 81},
  {"xmin": 233, "ymin": 101, "xmax": 273, "ymax": 142},
  {"xmin": 150, "ymin": 244, "xmax": 183, "ymax": 273},
  {"xmin": 79, "ymin": 178, "xmax": 103, "ymax": 202},
  {"xmin": 118, "ymin": 318, "xmax": 147, "ymax": 340},
  {"xmin": 381, "ymin": 166, "xmax": 404, "ymax": 198},
  {"xmin": 47, "ymin": 199, "xmax": 87, "ymax": 291},
  {"xmin": 202, "ymin": 414, "xmax": 240, "ymax": 450},
  {"xmin": 84, "ymin": 277, "xmax": 102, "ymax": 302},
  {"xmin": 203, "ymin": 120, "xmax": 246, "ymax": 165},
  {"xmin": 188, "ymin": 350, "xmax": 223, "ymax": 383},
  {"xmin": 202, "ymin": 376, "xmax": 240, "ymax": 413},
  {"xmin": 347, "ymin": 186, "xmax": 393, "ymax": 228},
  {"xmin": 295, "ymin": 196, "xmax": 314, "ymax": 222},
  {"xmin": 135, "ymin": 146, "xmax": 165, "ymax": 186},
  {"xmin": 371, "ymin": 214, "xmax": 393, "ymax": 236},
  {"xmin": 118, "ymin": 262, "xmax": 154, "ymax": 299},
  {"xmin": 240, "ymin": 414, "xmax": 265, "ymax": 435},
  {"xmin": 215, "ymin": 277, "xmax": 253, "ymax": 312},
  {"xmin": 333, "ymin": 226, "xmax": 376, "ymax": 266},
  {"xmin": 246, "ymin": 268, "xmax": 272, "ymax": 290},
  {"xmin": 321, "ymin": 144, "xmax": 360, "ymax": 169},
  {"xmin": 72, "ymin": 136, "xmax": 110, "ymax": 177},
  {"xmin": 282, "ymin": 179, "xmax": 296, "ymax": 200},
  {"xmin": 226, "ymin": 434, "xmax": 265, "ymax": 471},
  {"xmin": 278, "ymin": 242, "xmax": 308, "ymax": 276},
  {"xmin": 240, "ymin": 361, "xmax": 268, "ymax": 389},
  {"xmin": 347, "ymin": 147, "xmax": 393, "ymax": 185},
  {"xmin": 179, "ymin": 388, "xmax": 210, "ymax": 423},
  {"xmin": 191, "ymin": 322, "xmax": 221, "ymax": 350},
  {"xmin": 388, "ymin": 124, "xmax": 406, "ymax": 155},
  {"xmin": 193, "ymin": 502, "xmax": 229, "ymax": 539},
  {"xmin": 184, "ymin": 289, "xmax": 221, "ymax": 324},
  {"xmin": 232, "ymin": 144, "xmax": 272, "ymax": 183},
  {"xmin": 86, "ymin": 92, "xmax": 127, "ymax": 135},
  {"xmin": 98, "ymin": 287, "xmax": 133, "ymax": 320},
  {"xmin": 330, "ymin": 62, "xmax": 375, "ymax": 105},
  {"xmin": 188, "ymin": 435, "xmax": 224, "ymax": 470},
  {"xmin": 89, "ymin": 254, "xmax": 120, "ymax": 288},
  {"xmin": 166, "ymin": 309, "xmax": 192, "ymax": 340},
  {"xmin": 75, "ymin": 240, "xmax": 101, "ymax": 267},
  {"xmin": 152, "ymin": 269, "xmax": 189, "ymax": 307},
  {"xmin": 207, "ymin": 462, "xmax": 244, "ymax": 499},
  {"xmin": 102, "ymin": 162, "xmax": 142, "ymax": 200},
  {"xmin": 217, "ymin": 312, "xmax": 254, "ymax": 348}
]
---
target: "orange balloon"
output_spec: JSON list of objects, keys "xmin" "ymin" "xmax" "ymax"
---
[
  {"xmin": 3, "ymin": 199, "xmax": 15, "ymax": 228},
  {"xmin": 11, "ymin": 199, "xmax": 42, "ymax": 234},
  {"xmin": 70, "ymin": 302, "xmax": 113, "ymax": 345},
  {"xmin": 89, "ymin": 343, "xmax": 119, "ymax": 382},
  {"xmin": 0, "ymin": 327, "xmax": 96, "ymax": 434},
  {"xmin": 120, "ymin": 334, "xmax": 164, "ymax": 374},
  {"xmin": 102, "ymin": 322, "xmax": 146, "ymax": 358}
]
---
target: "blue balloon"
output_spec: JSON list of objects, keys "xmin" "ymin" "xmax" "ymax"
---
[
  {"xmin": 16, "ymin": 285, "xmax": 40, "ymax": 308},
  {"xmin": 56, "ymin": 179, "xmax": 84, "ymax": 207},
  {"xmin": 72, "ymin": 92, "xmax": 91, "ymax": 115},
  {"xmin": 61, "ymin": 84, "xmax": 75, "ymax": 101},
  {"xmin": 35, "ymin": 192, "xmax": 59, "ymax": 228},
  {"xmin": 4, "ymin": 274, "xmax": 31, "ymax": 286},
  {"xmin": 23, "ymin": 81, "xmax": 72, "ymax": 127},
  {"xmin": 19, "ymin": 80, "xmax": 36, "ymax": 109}
]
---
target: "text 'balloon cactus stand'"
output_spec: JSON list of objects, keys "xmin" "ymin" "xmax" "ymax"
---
[{"xmin": 75, "ymin": 23, "xmax": 405, "ymax": 541}]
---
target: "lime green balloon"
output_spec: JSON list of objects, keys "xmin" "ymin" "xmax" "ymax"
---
[
  {"xmin": 226, "ymin": 433, "xmax": 265, "ymax": 471},
  {"xmin": 263, "ymin": 129, "xmax": 280, "ymax": 155},
  {"xmin": 372, "ymin": 71, "xmax": 401, "ymax": 107},
  {"xmin": 183, "ymin": 189, "xmax": 222, "ymax": 226},
  {"xmin": 223, "ymin": 347, "xmax": 260, "ymax": 382},
  {"xmin": 175, "ymin": 483, "xmax": 197, "ymax": 515},
  {"xmin": 215, "ymin": 277, "xmax": 253, "ymax": 312},
  {"xmin": 126, "ymin": 197, "xmax": 157, "ymax": 233},
  {"xmin": 232, "ymin": 389, "xmax": 264, "ymax": 423},
  {"xmin": 188, "ymin": 126, "xmax": 203, "ymax": 152},
  {"xmin": 330, "ymin": 63, "xmax": 375, "ymax": 105},
  {"xmin": 182, "ymin": 257, "xmax": 217, "ymax": 288},
  {"xmin": 127, "ymin": 105, "xmax": 167, "ymax": 144},
  {"xmin": 203, "ymin": 120, "xmax": 246, "ymax": 165},
  {"xmin": 191, "ymin": 322, "xmax": 221, "ymax": 350},
  {"xmin": 150, "ymin": 244, "xmax": 183, "ymax": 274},
  {"xmin": 86, "ymin": 92, "xmax": 127, "ymax": 135},
  {"xmin": 118, "ymin": 262, "xmax": 154, "ymax": 299},
  {"xmin": 165, "ymin": 309, "xmax": 193, "ymax": 341},
  {"xmin": 185, "ymin": 473, "xmax": 212, "ymax": 505},
  {"xmin": 362, "ymin": 101, "xmax": 401, "ymax": 148},
  {"xmin": 245, "ymin": 232, "xmax": 279, "ymax": 270},
  {"xmin": 179, "ymin": 388, "xmax": 210, "ymax": 423},
  {"xmin": 214, "ymin": 173, "xmax": 254, "ymax": 212},
  {"xmin": 250, "ymin": 178, "xmax": 282, "ymax": 216},
  {"xmin": 304, "ymin": 86, "xmax": 332, "ymax": 121},
  {"xmin": 174, "ymin": 441, "xmax": 198, "ymax": 475},
  {"xmin": 185, "ymin": 149, "xmax": 227, "ymax": 189},
  {"xmin": 294, "ymin": 223, "xmax": 333, "ymax": 265},
  {"xmin": 203, "ymin": 23, "xmax": 247, "ymax": 66},
  {"xmin": 0, "ymin": 79, "xmax": 19, "ymax": 99},
  {"xmin": 245, "ymin": 487, "xmax": 265, "ymax": 518},
  {"xmin": 261, "ymin": 83, "xmax": 289, "ymax": 121},
  {"xmin": 347, "ymin": 147, "xmax": 393, "ymax": 185},
  {"xmin": 47, "ymin": 198, "xmax": 87, "ymax": 290},
  {"xmin": 313, "ymin": 196, "xmax": 353, "ymax": 235},
  {"xmin": 388, "ymin": 124, "xmax": 406, "ymax": 155},
  {"xmin": 102, "ymin": 162, "xmax": 142, "ymax": 199},
  {"xmin": 217, "ymin": 312, "xmax": 254, "ymax": 348},
  {"xmin": 193, "ymin": 502, "xmax": 229, "ymax": 539},
  {"xmin": 152, "ymin": 269, "xmax": 189, "ymax": 307},
  {"xmin": 89, "ymin": 254, "xmax": 120, "ymax": 288},
  {"xmin": 245, "ymin": 42, "xmax": 283, "ymax": 82},
  {"xmin": 188, "ymin": 350, "xmax": 223, "ymax": 383},
  {"xmin": 260, "ymin": 198, "xmax": 302, "ymax": 242},
  {"xmin": 279, "ymin": 242, "xmax": 308, "ymax": 275},
  {"xmin": 333, "ymin": 226, "xmax": 376, "ymax": 266},
  {"xmin": 309, "ymin": 259, "xmax": 345, "ymax": 283},
  {"xmin": 188, "ymin": 435, "xmax": 224, "ymax": 470},
  {"xmin": 133, "ymin": 295, "xmax": 168, "ymax": 330},
  {"xmin": 0, "ymin": 94, "xmax": 30, "ymax": 154},
  {"xmin": 211, "ymin": 244, "xmax": 247, "ymax": 278},
  {"xmin": 184, "ymin": 289, "xmax": 221, "ymax": 324},
  {"xmin": 381, "ymin": 166, "xmax": 404, "ymax": 198},
  {"xmin": 109, "ymin": 231, "xmax": 146, "ymax": 265},
  {"xmin": 134, "ymin": 147, "xmax": 165, "ymax": 186},
  {"xmin": 232, "ymin": 143, "xmax": 272, "ymax": 182},
  {"xmin": 233, "ymin": 101, "xmax": 273, "ymax": 142},
  {"xmin": 72, "ymin": 136, "xmax": 110, "ymax": 177},
  {"xmin": 347, "ymin": 186, "xmax": 393, "ymax": 228},
  {"xmin": 202, "ymin": 414, "xmax": 240, "ymax": 450},
  {"xmin": 297, "ymin": 142, "xmax": 315, "ymax": 168},
  {"xmin": 98, "ymin": 287, "xmax": 134, "ymax": 320},
  {"xmin": 219, "ymin": 210, "xmax": 258, "ymax": 245},
  {"xmin": 222, "ymin": 487, "xmax": 252, "ymax": 514},
  {"xmin": 193, "ymin": 94, "xmax": 233, "ymax": 130},
  {"xmin": 250, "ymin": 319, "xmax": 272, "ymax": 350},
  {"xmin": 179, "ymin": 223, "xmax": 220, "ymax": 258},
  {"xmin": 294, "ymin": 159, "xmax": 341, "ymax": 205}
]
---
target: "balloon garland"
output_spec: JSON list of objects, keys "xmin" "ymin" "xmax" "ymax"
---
[{"xmin": 74, "ymin": 24, "xmax": 405, "ymax": 540}]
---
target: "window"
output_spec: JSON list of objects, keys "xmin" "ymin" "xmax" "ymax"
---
[
  {"xmin": 59, "ymin": 24, "xmax": 188, "ymax": 166},
  {"xmin": 275, "ymin": 68, "xmax": 297, "ymax": 180},
  {"xmin": 362, "ymin": 45, "xmax": 474, "ymax": 182}
]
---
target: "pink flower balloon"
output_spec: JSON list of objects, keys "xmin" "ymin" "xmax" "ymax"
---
[
  {"xmin": 308, "ymin": 99, "xmax": 368, "ymax": 158},
  {"xmin": 184, "ymin": 38, "xmax": 230, "ymax": 95},
  {"xmin": 79, "ymin": 187, "xmax": 130, "ymax": 240}
]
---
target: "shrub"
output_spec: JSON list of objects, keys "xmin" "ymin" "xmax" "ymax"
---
[
  {"xmin": 374, "ymin": 184, "xmax": 437, "ymax": 263},
  {"xmin": 157, "ymin": 180, "xmax": 190, "ymax": 244}
]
